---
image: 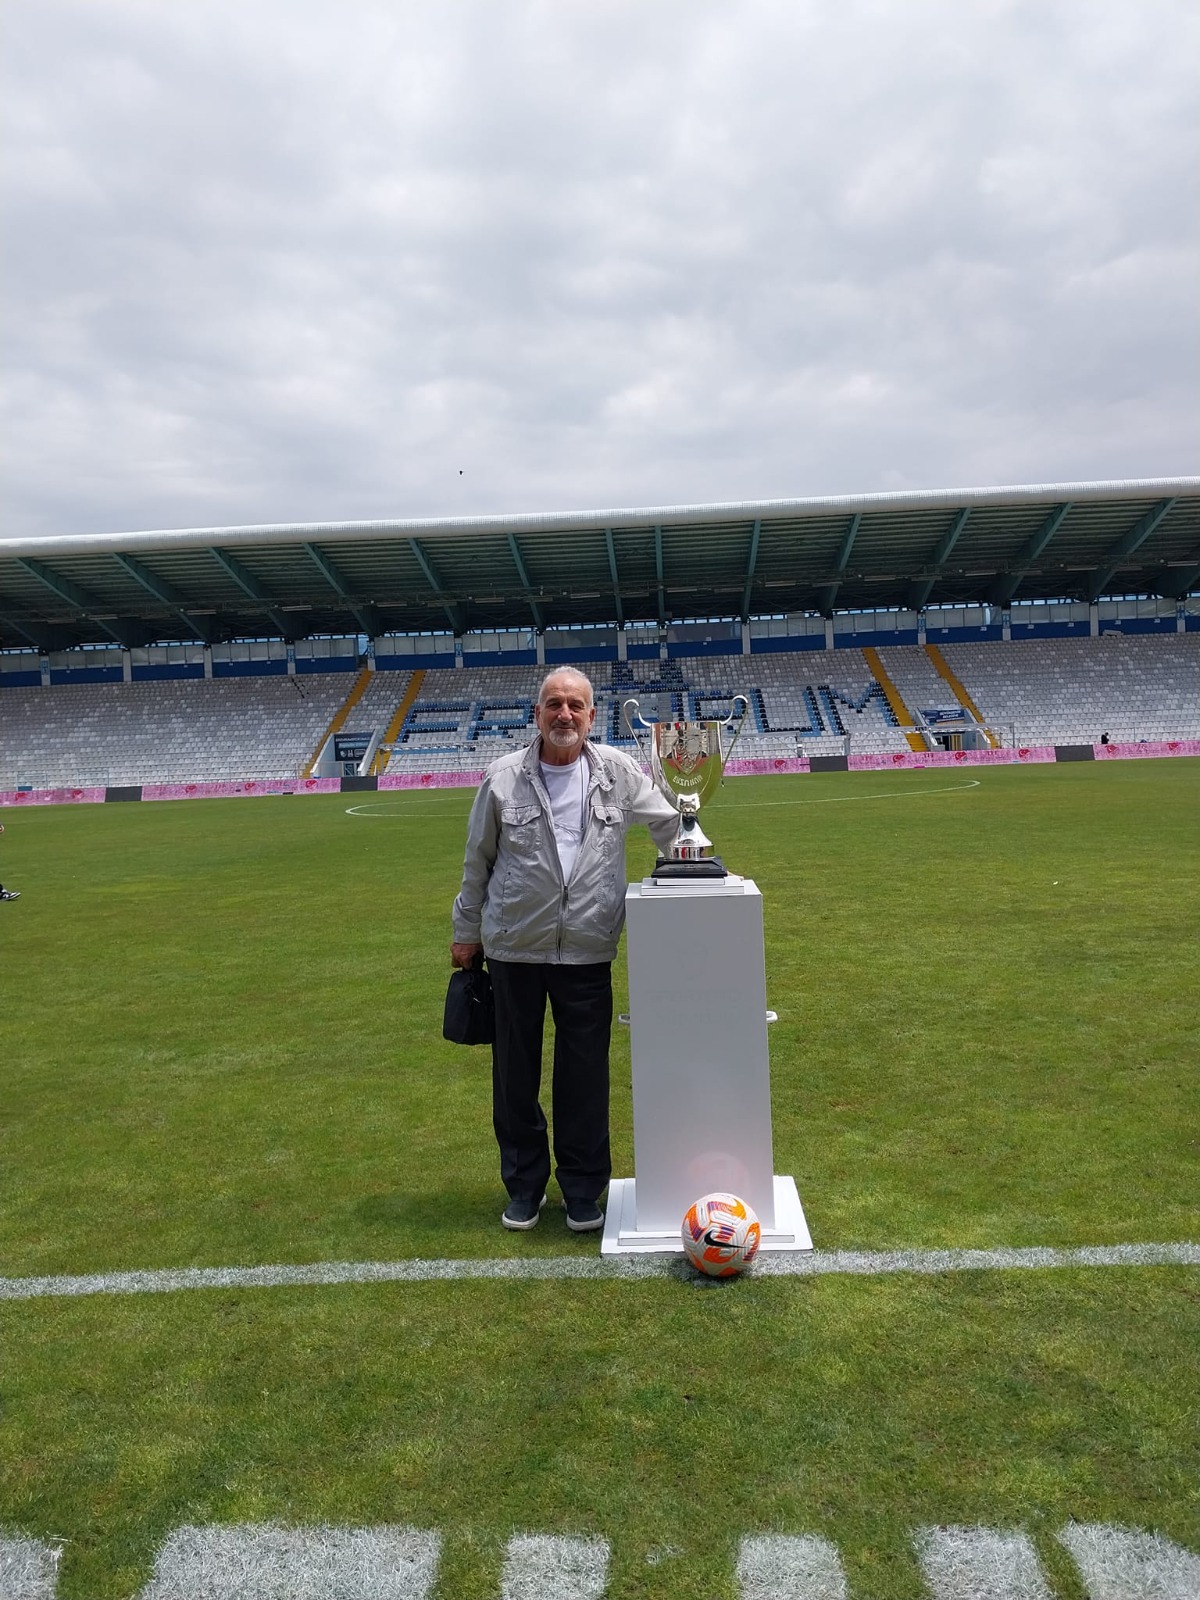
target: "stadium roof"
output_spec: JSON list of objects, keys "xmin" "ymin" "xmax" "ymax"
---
[{"xmin": 1, "ymin": 476, "xmax": 1197, "ymax": 651}]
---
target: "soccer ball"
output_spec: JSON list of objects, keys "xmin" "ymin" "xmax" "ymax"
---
[{"xmin": 681, "ymin": 1192, "xmax": 761, "ymax": 1277}]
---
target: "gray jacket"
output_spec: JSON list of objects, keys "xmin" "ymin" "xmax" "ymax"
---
[{"xmin": 452, "ymin": 738, "xmax": 679, "ymax": 964}]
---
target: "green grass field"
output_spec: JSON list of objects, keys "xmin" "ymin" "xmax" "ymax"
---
[{"xmin": 2, "ymin": 760, "xmax": 1198, "ymax": 1597}]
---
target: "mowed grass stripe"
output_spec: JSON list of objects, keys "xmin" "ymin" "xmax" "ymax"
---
[
  {"xmin": 3, "ymin": 763, "xmax": 1197, "ymax": 1279},
  {"xmin": 3, "ymin": 1242, "xmax": 1197, "ymax": 1300},
  {"xmin": 2, "ymin": 763, "xmax": 1197, "ymax": 1599},
  {"xmin": 5, "ymin": 1257, "xmax": 1196, "ymax": 1597}
]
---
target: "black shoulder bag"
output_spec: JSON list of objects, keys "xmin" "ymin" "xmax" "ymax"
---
[{"xmin": 443, "ymin": 956, "xmax": 495, "ymax": 1046}]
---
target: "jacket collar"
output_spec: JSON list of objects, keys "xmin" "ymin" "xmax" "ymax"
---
[{"xmin": 524, "ymin": 737, "xmax": 612, "ymax": 792}]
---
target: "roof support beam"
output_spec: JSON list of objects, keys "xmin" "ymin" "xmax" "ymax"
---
[
  {"xmin": 506, "ymin": 532, "xmax": 545, "ymax": 631},
  {"xmin": 1084, "ymin": 498, "xmax": 1175, "ymax": 602},
  {"xmin": 303, "ymin": 543, "xmax": 381, "ymax": 637},
  {"xmin": 0, "ymin": 608, "xmax": 59, "ymax": 651},
  {"xmin": 654, "ymin": 525, "xmax": 666, "ymax": 625},
  {"xmin": 909, "ymin": 508, "xmax": 970, "ymax": 612},
  {"xmin": 817, "ymin": 513, "xmax": 861, "ymax": 616},
  {"xmin": 13, "ymin": 557, "xmax": 136, "ymax": 646},
  {"xmin": 208, "ymin": 547, "xmax": 295, "ymax": 638},
  {"xmin": 740, "ymin": 519, "xmax": 762, "ymax": 623},
  {"xmin": 1153, "ymin": 558, "xmax": 1200, "ymax": 600},
  {"xmin": 604, "ymin": 529, "xmax": 624, "ymax": 627},
  {"xmin": 113, "ymin": 553, "xmax": 214, "ymax": 644},
  {"xmin": 988, "ymin": 502, "xmax": 1072, "ymax": 606},
  {"xmin": 408, "ymin": 539, "xmax": 465, "ymax": 635}
]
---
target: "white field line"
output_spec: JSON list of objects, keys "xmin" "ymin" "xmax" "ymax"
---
[
  {"xmin": 1056, "ymin": 1523, "xmax": 1200, "ymax": 1600},
  {"xmin": 345, "ymin": 779, "xmax": 983, "ymax": 818},
  {"xmin": 136, "ymin": 1524, "xmax": 440, "ymax": 1600},
  {"xmin": 344, "ymin": 801, "xmax": 468, "ymax": 815},
  {"xmin": 7, "ymin": 1526, "xmax": 1197, "ymax": 1600},
  {"xmin": 501, "ymin": 1536, "xmax": 610, "ymax": 1600},
  {"xmin": 2, "ymin": 1243, "xmax": 1196, "ymax": 1303},
  {"xmin": 0, "ymin": 1533, "xmax": 61, "ymax": 1600},
  {"xmin": 915, "ymin": 1526, "xmax": 1054, "ymax": 1600},
  {"xmin": 737, "ymin": 1534, "xmax": 848, "ymax": 1600},
  {"xmin": 719, "ymin": 778, "xmax": 981, "ymax": 807}
]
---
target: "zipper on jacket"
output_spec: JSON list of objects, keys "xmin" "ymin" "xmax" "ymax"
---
[
  {"xmin": 529, "ymin": 762, "xmax": 566, "ymax": 888},
  {"xmin": 556, "ymin": 885, "xmax": 568, "ymax": 957}
]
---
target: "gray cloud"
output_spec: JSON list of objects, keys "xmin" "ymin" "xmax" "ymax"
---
[{"xmin": 2, "ymin": 0, "xmax": 1197, "ymax": 538}]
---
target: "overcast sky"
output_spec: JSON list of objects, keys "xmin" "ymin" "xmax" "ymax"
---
[{"xmin": 2, "ymin": 0, "xmax": 1196, "ymax": 539}]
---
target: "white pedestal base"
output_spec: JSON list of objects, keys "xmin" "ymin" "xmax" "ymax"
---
[{"xmin": 601, "ymin": 1174, "xmax": 813, "ymax": 1256}]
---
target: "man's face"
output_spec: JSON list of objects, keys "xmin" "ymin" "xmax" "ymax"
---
[{"xmin": 535, "ymin": 672, "xmax": 596, "ymax": 764}]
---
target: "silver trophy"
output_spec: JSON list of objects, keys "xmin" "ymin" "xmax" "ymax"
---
[{"xmin": 623, "ymin": 695, "xmax": 749, "ymax": 877}]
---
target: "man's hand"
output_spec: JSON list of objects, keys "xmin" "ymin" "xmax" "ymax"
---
[{"xmin": 450, "ymin": 941, "xmax": 483, "ymax": 969}]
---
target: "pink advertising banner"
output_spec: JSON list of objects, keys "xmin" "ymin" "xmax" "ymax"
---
[
  {"xmin": 0, "ymin": 786, "xmax": 106, "ymax": 807},
  {"xmin": 379, "ymin": 770, "xmax": 486, "ymax": 790},
  {"xmin": 1094, "ymin": 740, "xmax": 1200, "ymax": 759},
  {"xmin": 4, "ymin": 743, "xmax": 1197, "ymax": 810},
  {"xmin": 141, "ymin": 777, "xmax": 342, "ymax": 801},
  {"xmin": 727, "ymin": 757, "xmax": 810, "ymax": 776},
  {"xmin": 849, "ymin": 746, "xmax": 1057, "ymax": 771}
]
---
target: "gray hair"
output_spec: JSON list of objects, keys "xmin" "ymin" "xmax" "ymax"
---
[{"xmin": 537, "ymin": 667, "xmax": 595, "ymax": 707}]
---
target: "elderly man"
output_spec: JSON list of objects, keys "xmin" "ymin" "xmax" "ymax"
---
[
  {"xmin": 451, "ymin": 668, "xmax": 678, "ymax": 1232},
  {"xmin": 0, "ymin": 822, "xmax": 18, "ymax": 901}
]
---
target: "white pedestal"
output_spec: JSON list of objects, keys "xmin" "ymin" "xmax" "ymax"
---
[
  {"xmin": 602, "ymin": 875, "xmax": 813, "ymax": 1256},
  {"xmin": 602, "ymin": 1174, "xmax": 812, "ymax": 1254}
]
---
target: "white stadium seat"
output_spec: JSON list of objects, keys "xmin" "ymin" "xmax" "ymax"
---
[{"xmin": 2, "ymin": 636, "xmax": 1197, "ymax": 787}]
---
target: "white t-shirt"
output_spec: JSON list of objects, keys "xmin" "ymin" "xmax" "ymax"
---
[{"xmin": 540, "ymin": 757, "xmax": 588, "ymax": 882}]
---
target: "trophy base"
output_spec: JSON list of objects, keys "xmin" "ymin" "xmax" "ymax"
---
[{"xmin": 651, "ymin": 856, "xmax": 727, "ymax": 880}]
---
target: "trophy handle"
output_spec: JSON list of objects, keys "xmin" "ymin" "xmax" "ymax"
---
[
  {"xmin": 721, "ymin": 694, "xmax": 750, "ymax": 765},
  {"xmin": 622, "ymin": 698, "xmax": 653, "ymax": 766}
]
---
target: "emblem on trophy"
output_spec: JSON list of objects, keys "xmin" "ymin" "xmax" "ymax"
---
[{"xmin": 623, "ymin": 694, "xmax": 749, "ymax": 878}]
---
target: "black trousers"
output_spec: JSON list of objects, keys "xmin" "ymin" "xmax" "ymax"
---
[{"xmin": 488, "ymin": 959, "xmax": 613, "ymax": 1205}]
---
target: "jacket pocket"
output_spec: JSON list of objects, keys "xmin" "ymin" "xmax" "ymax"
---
[
  {"xmin": 591, "ymin": 803, "xmax": 624, "ymax": 856},
  {"xmin": 500, "ymin": 803, "xmax": 542, "ymax": 860}
]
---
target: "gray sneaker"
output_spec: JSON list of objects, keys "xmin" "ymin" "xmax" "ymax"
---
[
  {"xmin": 502, "ymin": 1193, "xmax": 547, "ymax": 1231},
  {"xmin": 564, "ymin": 1198, "xmax": 604, "ymax": 1233}
]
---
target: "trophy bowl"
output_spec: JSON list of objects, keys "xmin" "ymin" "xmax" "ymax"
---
[{"xmin": 623, "ymin": 695, "xmax": 749, "ymax": 877}]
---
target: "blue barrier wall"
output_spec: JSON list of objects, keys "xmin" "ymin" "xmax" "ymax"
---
[
  {"xmin": 212, "ymin": 659, "xmax": 288, "ymax": 678},
  {"xmin": 461, "ymin": 650, "xmax": 539, "ymax": 667},
  {"xmin": 296, "ymin": 656, "xmax": 359, "ymax": 674},
  {"xmin": 1010, "ymin": 620, "xmax": 1090, "ymax": 639},
  {"xmin": 1099, "ymin": 617, "xmax": 1177, "ymax": 636},
  {"xmin": 545, "ymin": 645, "xmax": 618, "ymax": 664},
  {"xmin": 666, "ymin": 638, "xmax": 741, "ymax": 658},
  {"xmin": 131, "ymin": 663, "xmax": 205, "ymax": 682},
  {"xmin": 375, "ymin": 652, "xmax": 456, "ymax": 670},
  {"xmin": 927, "ymin": 625, "xmax": 1004, "ymax": 643},
  {"xmin": 48, "ymin": 666, "xmax": 124, "ymax": 685},
  {"xmin": 0, "ymin": 670, "xmax": 44, "ymax": 688},
  {"xmin": 834, "ymin": 629, "xmax": 920, "ymax": 648},
  {"xmin": 749, "ymin": 635, "xmax": 824, "ymax": 654}
]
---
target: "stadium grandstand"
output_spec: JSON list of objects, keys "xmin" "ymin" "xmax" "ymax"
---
[{"xmin": 2, "ymin": 476, "xmax": 1198, "ymax": 798}]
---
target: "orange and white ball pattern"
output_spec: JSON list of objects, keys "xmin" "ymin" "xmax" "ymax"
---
[{"xmin": 681, "ymin": 1192, "xmax": 762, "ymax": 1277}]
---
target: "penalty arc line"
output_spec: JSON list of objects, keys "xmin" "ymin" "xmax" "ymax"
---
[
  {"xmin": 720, "ymin": 779, "xmax": 982, "ymax": 808},
  {"xmin": 344, "ymin": 801, "xmax": 470, "ymax": 816},
  {"xmin": 2, "ymin": 1242, "xmax": 1196, "ymax": 1302}
]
